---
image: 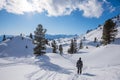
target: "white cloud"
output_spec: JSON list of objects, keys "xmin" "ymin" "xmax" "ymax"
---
[
  {"xmin": 77, "ymin": 0, "xmax": 103, "ymax": 18},
  {"xmin": 0, "ymin": 0, "xmax": 104, "ymax": 18},
  {"xmin": 5, "ymin": 0, "xmax": 35, "ymax": 14},
  {"xmin": 102, "ymin": 0, "xmax": 116, "ymax": 13},
  {"xmin": 0, "ymin": 0, "xmax": 6, "ymax": 10},
  {"xmin": 109, "ymin": 5, "xmax": 115, "ymax": 13},
  {"xmin": 37, "ymin": 0, "xmax": 75, "ymax": 16}
]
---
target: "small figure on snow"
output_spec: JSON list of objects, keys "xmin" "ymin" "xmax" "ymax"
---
[
  {"xmin": 76, "ymin": 57, "xmax": 83, "ymax": 74},
  {"xmin": 59, "ymin": 45, "xmax": 63, "ymax": 55}
]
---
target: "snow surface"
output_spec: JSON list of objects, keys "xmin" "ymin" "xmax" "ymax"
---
[
  {"xmin": 0, "ymin": 16, "xmax": 120, "ymax": 80},
  {"xmin": 0, "ymin": 36, "xmax": 34, "ymax": 57}
]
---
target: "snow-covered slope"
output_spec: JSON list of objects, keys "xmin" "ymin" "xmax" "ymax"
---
[
  {"xmin": 0, "ymin": 15, "xmax": 120, "ymax": 80},
  {"xmin": 85, "ymin": 27, "xmax": 103, "ymax": 41},
  {"xmin": 0, "ymin": 36, "xmax": 34, "ymax": 57}
]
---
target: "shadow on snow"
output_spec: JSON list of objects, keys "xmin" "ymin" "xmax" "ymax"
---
[
  {"xmin": 83, "ymin": 73, "xmax": 96, "ymax": 77},
  {"xmin": 35, "ymin": 55, "xmax": 72, "ymax": 74},
  {"xmin": 111, "ymin": 38, "xmax": 120, "ymax": 45}
]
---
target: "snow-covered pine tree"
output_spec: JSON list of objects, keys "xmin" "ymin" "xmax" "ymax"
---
[
  {"xmin": 96, "ymin": 44, "xmax": 99, "ymax": 47},
  {"xmin": 117, "ymin": 15, "xmax": 119, "ymax": 20},
  {"xmin": 33, "ymin": 24, "xmax": 47, "ymax": 56},
  {"xmin": 74, "ymin": 38, "xmax": 77, "ymax": 53},
  {"xmin": 2, "ymin": 35, "xmax": 6, "ymax": 41},
  {"xmin": 59, "ymin": 44, "xmax": 63, "ymax": 55},
  {"xmin": 45, "ymin": 39, "xmax": 49, "ymax": 45},
  {"xmin": 83, "ymin": 37, "xmax": 86, "ymax": 41},
  {"xmin": 94, "ymin": 37, "xmax": 97, "ymax": 43},
  {"xmin": 102, "ymin": 19, "xmax": 117, "ymax": 45},
  {"xmin": 25, "ymin": 45, "xmax": 28, "ymax": 48},
  {"xmin": 68, "ymin": 39, "xmax": 74, "ymax": 54},
  {"xmin": 52, "ymin": 40, "xmax": 57, "ymax": 53},
  {"xmin": 20, "ymin": 33, "xmax": 24, "ymax": 40},
  {"xmin": 86, "ymin": 29, "xmax": 92, "ymax": 34},
  {"xmin": 79, "ymin": 40, "xmax": 83, "ymax": 49},
  {"xmin": 86, "ymin": 46, "xmax": 88, "ymax": 49},
  {"xmin": 68, "ymin": 38, "xmax": 77, "ymax": 54},
  {"xmin": 29, "ymin": 33, "xmax": 33, "ymax": 39}
]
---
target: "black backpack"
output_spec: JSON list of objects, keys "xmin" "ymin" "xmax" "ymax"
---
[{"xmin": 77, "ymin": 60, "xmax": 83, "ymax": 67}]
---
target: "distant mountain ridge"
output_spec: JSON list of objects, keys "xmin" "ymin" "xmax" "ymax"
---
[
  {"xmin": 45, "ymin": 34, "xmax": 78, "ymax": 40},
  {"xmin": 0, "ymin": 34, "xmax": 78, "ymax": 42},
  {"xmin": 0, "ymin": 35, "xmax": 13, "ymax": 42}
]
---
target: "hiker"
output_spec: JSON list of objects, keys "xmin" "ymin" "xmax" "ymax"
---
[{"xmin": 76, "ymin": 57, "xmax": 83, "ymax": 74}]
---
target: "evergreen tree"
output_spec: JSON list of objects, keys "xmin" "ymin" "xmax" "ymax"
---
[
  {"xmin": 29, "ymin": 33, "xmax": 33, "ymax": 39},
  {"xmin": 98, "ymin": 24, "xmax": 101, "ymax": 27},
  {"xmin": 102, "ymin": 19, "xmax": 117, "ymax": 45},
  {"xmin": 52, "ymin": 40, "xmax": 57, "ymax": 53},
  {"xmin": 33, "ymin": 24, "xmax": 47, "ymax": 56},
  {"xmin": 59, "ymin": 45, "xmax": 63, "ymax": 55},
  {"xmin": 68, "ymin": 38, "xmax": 77, "ymax": 54},
  {"xmin": 74, "ymin": 38, "xmax": 77, "ymax": 53},
  {"xmin": 83, "ymin": 37, "xmax": 86, "ymax": 41},
  {"xmin": 45, "ymin": 39, "xmax": 49, "ymax": 45},
  {"xmin": 86, "ymin": 29, "xmax": 92, "ymax": 34},
  {"xmin": 68, "ymin": 39, "xmax": 74, "ymax": 54},
  {"xmin": 96, "ymin": 44, "xmax": 99, "ymax": 47},
  {"xmin": 25, "ymin": 45, "xmax": 28, "ymax": 48},
  {"xmin": 20, "ymin": 33, "xmax": 22, "ymax": 36},
  {"xmin": 2, "ymin": 35, "xmax": 6, "ymax": 41},
  {"xmin": 20, "ymin": 33, "xmax": 24, "ymax": 40},
  {"xmin": 86, "ymin": 46, "xmax": 88, "ymax": 49},
  {"xmin": 117, "ymin": 15, "xmax": 119, "ymax": 20},
  {"xmin": 86, "ymin": 30, "xmax": 90, "ymax": 33},
  {"xmin": 79, "ymin": 40, "xmax": 83, "ymax": 49},
  {"xmin": 94, "ymin": 37, "xmax": 97, "ymax": 43}
]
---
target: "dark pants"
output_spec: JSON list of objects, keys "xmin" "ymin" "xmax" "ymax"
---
[{"xmin": 77, "ymin": 67, "xmax": 82, "ymax": 74}]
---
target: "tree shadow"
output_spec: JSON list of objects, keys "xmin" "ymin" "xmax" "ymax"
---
[
  {"xmin": 87, "ymin": 41, "xmax": 100, "ymax": 47},
  {"xmin": 83, "ymin": 73, "xmax": 96, "ymax": 77},
  {"xmin": 77, "ymin": 51, "xmax": 88, "ymax": 54},
  {"xmin": 62, "ymin": 43, "xmax": 69, "ymax": 46},
  {"xmin": 35, "ymin": 55, "xmax": 72, "ymax": 74},
  {"xmin": 111, "ymin": 38, "xmax": 120, "ymax": 45}
]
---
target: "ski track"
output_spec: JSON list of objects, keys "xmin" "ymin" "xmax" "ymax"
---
[
  {"xmin": 28, "ymin": 54, "xmax": 88, "ymax": 80},
  {"xmin": 0, "ymin": 55, "xmax": 96, "ymax": 80},
  {"xmin": 1, "ymin": 55, "xmax": 120, "ymax": 80},
  {"xmin": 26, "ymin": 69, "xmax": 42, "ymax": 80},
  {"xmin": 71, "ymin": 74, "xmax": 79, "ymax": 80},
  {"xmin": 27, "ymin": 68, "xmax": 58, "ymax": 80}
]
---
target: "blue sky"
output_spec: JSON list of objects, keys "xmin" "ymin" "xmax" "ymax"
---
[{"xmin": 0, "ymin": 0, "xmax": 120, "ymax": 35}]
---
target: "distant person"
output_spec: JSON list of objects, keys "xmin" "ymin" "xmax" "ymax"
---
[{"xmin": 76, "ymin": 57, "xmax": 83, "ymax": 74}]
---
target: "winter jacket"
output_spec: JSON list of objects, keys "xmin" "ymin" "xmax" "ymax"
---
[{"xmin": 76, "ymin": 60, "xmax": 83, "ymax": 68}]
